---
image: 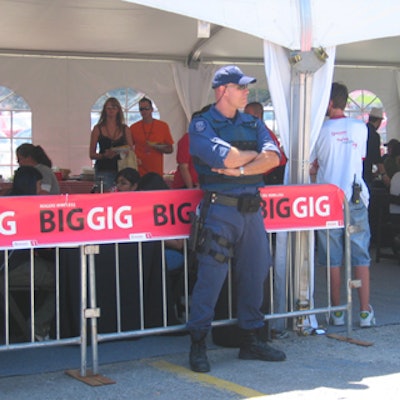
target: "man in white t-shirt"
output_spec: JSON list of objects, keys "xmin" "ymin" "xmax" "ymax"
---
[{"xmin": 310, "ymin": 82, "xmax": 375, "ymax": 328}]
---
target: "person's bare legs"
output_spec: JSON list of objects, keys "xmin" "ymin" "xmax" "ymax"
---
[
  {"xmin": 331, "ymin": 266, "xmax": 370, "ymax": 311},
  {"xmin": 330, "ymin": 267, "xmax": 341, "ymax": 306},
  {"xmin": 354, "ymin": 265, "xmax": 370, "ymax": 311}
]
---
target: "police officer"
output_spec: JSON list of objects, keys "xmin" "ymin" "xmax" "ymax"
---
[{"xmin": 187, "ymin": 65, "xmax": 286, "ymax": 372}]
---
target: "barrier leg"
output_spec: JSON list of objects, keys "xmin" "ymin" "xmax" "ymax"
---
[
  {"xmin": 344, "ymin": 201, "xmax": 353, "ymax": 338},
  {"xmin": 87, "ymin": 248, "xmax": 100, "ymax": 375},
  {"xmin": 80, "ymin": 245, "xmax": 88, "ymax": 376},
  {"xmin": 65, "ymin": 245, "xmax": 115, "ymax": 386}
]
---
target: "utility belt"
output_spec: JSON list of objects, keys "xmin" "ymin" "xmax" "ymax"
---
[
  {"xmin": 204, "ymin": 191, "xmax": 262, "ymax": 213},
  {"xmin": 188, "ymin": 191, "xmax": 262, "ymax": 265}
]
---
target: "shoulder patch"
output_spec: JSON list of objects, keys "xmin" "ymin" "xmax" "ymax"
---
[{"xmin": 194, "ymin": 120, "xmax": 206, "ymax": 133}]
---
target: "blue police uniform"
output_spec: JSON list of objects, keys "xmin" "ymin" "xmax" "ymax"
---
[{"xmin": 187, "ymin": 104, "xmax": 280, "ymax": 335}]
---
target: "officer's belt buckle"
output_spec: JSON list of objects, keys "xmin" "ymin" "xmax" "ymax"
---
[{"xmin": 208, "ymin": 192, "xmax": 239, "ymax": 207}]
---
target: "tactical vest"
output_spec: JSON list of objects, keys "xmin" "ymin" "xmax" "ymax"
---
[{"xmin": 193, "ymin": 111, "xmax": 264, "ymax": 191}]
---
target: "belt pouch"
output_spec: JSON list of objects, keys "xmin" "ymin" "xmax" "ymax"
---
[{"xmin": 237, "ymin": 193, "xmax": 261, "ymax": 213}]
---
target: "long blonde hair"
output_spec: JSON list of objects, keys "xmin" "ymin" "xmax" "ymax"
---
[{"xmin": 98, "ymin": 97, "xmax": 126, "ymax": 130}]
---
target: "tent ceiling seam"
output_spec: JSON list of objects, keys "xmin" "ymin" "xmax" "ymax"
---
[
  {"xmin": 0, "ymin": 50, "xmax": 399, "ymax": 70},
  {"xmin": 186, "ymin": 25, "xmax": 224, "ymax": 68},
  {"xmin": 0, "ymin": 49, "xmax": 186, "ymax": 63}
]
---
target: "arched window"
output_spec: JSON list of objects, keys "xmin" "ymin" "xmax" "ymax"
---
[
  {"xmin": 0, "ymin": 86, "xmax": 32, "ymax": 179},
  {"xmin": 90, "ymin": 88, "xmax": 160, "ymax": 130},
  {"xmin": 346, "ymin": 89, "xmax": 386, "ymax": 143}
]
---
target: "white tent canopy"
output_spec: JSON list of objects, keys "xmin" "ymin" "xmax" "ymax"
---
[
  {"xmin": 126, "ymin": 0, "xmax": 400, "ymax": 49},
  {"xmin": 0, "ymin": 0, "xmax": 400, "ymax": 175},
  {"xmin": 1, "ymin": 1, "xmax": 400, "ymax": 66}
]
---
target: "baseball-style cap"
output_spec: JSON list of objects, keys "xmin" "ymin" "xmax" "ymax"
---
[
  {"xmin": 211, "ymin": 65, "xmax": 256, "ymax": 89},
  {"xmin": 369, "ymin": 107, "xmax": 383, "ymax": 119}
]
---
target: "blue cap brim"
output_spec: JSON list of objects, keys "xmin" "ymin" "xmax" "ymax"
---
[{"xmin": 238, "ymin": 76, "xmax": 256, "ymax": 85}]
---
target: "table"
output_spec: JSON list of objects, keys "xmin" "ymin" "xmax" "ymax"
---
[
  {"xmin": 0, "ymin": 180, "xmax": 94, "ymax": 196},
  {"xmin": 59, "ymin": 180, "xmax": 94, "ymax": 194}
]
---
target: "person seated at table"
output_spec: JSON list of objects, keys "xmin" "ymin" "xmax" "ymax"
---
[
  {"xmin": 16, "ymin": 143, "xmax": 60, "ymax": 194},
  {"xmin": 115, "ymin": 167, "xmax": 141, "ymax": 192},
  {"xmin": 137, "ymin": 171, "xmax": 170, "ymax": 191},
  {"xmin": 383, "ymin": 139, "xmax": 400, "ymax": 181},
  {"xmin": 118, "ymin": 171, "xmax": 184, "ymax": 277},
  {"xmin": 0, "ymin": 166, "xmax": 55, "ymax": 341},
  {"xmin": 6, "ymin": 165, "xmax": 42, "ymax": 196},
  {"xmin": 137, "ymin": 173, "xmax": 184, "ymax": 268},
  {"xmin": 138, "ymin": 172, "xmax": 186, "ymax": 322},
  {"xmin": 380, "ymin": 170, "xmax": 400, "ymax": 255}
]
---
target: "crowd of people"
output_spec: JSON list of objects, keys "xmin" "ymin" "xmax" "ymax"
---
[
  {"xmin": 89, "ymin": 96, "xmax": 174, "ymax": 192},
  {"xmin": 4, "ymin": 64, "xmax": 397, "ymax": 374}
]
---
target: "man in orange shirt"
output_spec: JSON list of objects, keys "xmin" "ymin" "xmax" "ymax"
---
[{"xmin": 130, "ymin": 97, "xmax": 174, "ymax": 176}]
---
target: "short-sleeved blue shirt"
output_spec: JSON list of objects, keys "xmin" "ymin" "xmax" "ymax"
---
[{"xmin": 189, "ymin": 104, "xmax": 280, "ymax": 194}]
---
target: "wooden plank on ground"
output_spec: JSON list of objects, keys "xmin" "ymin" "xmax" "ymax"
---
[
  {"xmin": 65, "ymin": 369, "xmax": 116, "ymax": 386},
  {"xmin": 326, "ymin": 333, "xmax": 374, "ymax": 347}
]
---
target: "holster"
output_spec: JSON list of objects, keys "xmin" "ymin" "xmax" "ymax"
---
[
  {"xmin": 188, "ymin": 212, "xmax": 203, "ymax": 252},
  {"xmin": 188, "ymin": 208, "xmax": 234, "ymax": 264}
]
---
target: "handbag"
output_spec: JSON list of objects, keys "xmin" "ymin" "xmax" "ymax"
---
[{"xmin": 112, "ymin": 145, "xmax": 138, "ymax": 171}]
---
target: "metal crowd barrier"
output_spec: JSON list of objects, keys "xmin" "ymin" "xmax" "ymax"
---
[{"xmin": 0, "ymin": 186, "xmax": 353, "ymax": 381}]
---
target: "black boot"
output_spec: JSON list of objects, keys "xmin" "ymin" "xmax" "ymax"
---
[
  {"xmin": 239, "ymin": 329, "xmax": 286, "ymax": 362},
  {"xmin": 189, "ymin": 331, "xmax": 210, "ymax": 372}
]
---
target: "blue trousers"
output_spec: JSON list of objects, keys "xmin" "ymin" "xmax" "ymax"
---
[
  {"xmin": 94, "ymin": 169, "xmax": 117, "ymax": 192},
  {"xmin": 187, "ymin": 201, "xmax": 271, "ymax": 333}
]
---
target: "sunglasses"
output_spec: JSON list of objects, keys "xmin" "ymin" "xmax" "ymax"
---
[
  {"xmin": 225, "ymin": 84, "xmax": 249, "ymax": 91},
  {"xmin": 139, "ymin": 107, "xmax": 151, "ymax": 111}
]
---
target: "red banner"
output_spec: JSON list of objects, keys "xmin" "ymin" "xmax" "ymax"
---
[
  {"xmin": 260, "ymin": 184, "xmax": 344, "ymax": 232},
  {"xmin": 0, "ymin": 184, "xmax": 344, "ymax": 249}
]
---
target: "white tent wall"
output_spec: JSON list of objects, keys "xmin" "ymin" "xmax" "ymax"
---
[
  {"xmin": 0, "ymin": 54, "xmax": 189, "ymax": 176},
  {"xmin": 0, "ymin": 55, "xmax": 71, "ymax": 171},
  {"xmin": 1, "ymin": 54, "xmax": 400, "ymax": 176},
  {"xmin": 0, "ymin": 55, "xmax": 276, "ymax": 177}
]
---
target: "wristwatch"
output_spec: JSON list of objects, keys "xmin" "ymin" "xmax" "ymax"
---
[{"xmin": 239, "ymin": 166, "xmax": 245, "ymax": 176}]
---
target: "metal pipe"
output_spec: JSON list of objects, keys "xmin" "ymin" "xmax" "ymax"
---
[
  {"xmin": 88, "ymin": 252, "xmax": 99, "ymax": 375},
  {"xmin": 79, "ymin": 245, "xmax": 87, "ymax": 377}
]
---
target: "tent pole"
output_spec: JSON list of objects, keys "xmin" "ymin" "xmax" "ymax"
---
[{"xmin": 288, "ymin": 48, "xmax": 326, "ymax": 333}]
